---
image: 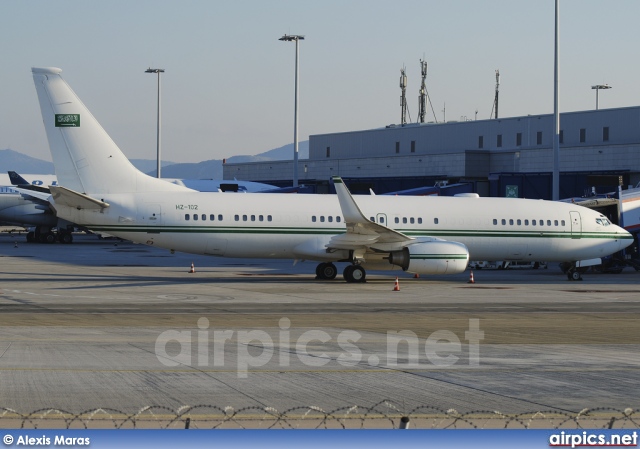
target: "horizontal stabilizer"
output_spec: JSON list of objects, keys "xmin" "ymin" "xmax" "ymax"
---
[
  {"xmin": 14, "ymin": 187, "xmax": 51, "ymax": 202},
  {"xmin": 50, "ymin": 185, "xmax": 109, "ymax": 210}
]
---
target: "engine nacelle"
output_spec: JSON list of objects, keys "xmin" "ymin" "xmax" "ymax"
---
[{"xmin": 388, "ymin": 240, "xmax": 469, "ymax": 275}]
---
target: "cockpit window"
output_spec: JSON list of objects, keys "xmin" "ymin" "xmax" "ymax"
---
[{"xmin": 595, "ymin": 218, "xmax": 611, "ymax": 226}]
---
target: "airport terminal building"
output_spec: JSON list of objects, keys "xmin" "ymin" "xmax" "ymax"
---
[{"xmin": 223, "ymin": 106, "xmax": 640, "ymax": 198}]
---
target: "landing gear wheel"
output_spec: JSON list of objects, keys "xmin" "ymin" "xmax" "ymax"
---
[
  {"xmin": 60, "ymin": 232, "xmax": 73, "ymax": 244},
  {"xmin": 44, "ymin": 232, "xmax": 56, "ymax": 244},
  {"xmin": 343, "ymin": 265, "xmax": 366, "ymax": 283},
  {"xmin": 568, "ymin": 270, "xmax": 583, "ymax": 281},
  {"xmin": 351, "ymin": 266, "xmax": 366, "ymax": 283},
  {"xmin": 315, "ymin": 262, "xmax": 337, "ymax": 280}
]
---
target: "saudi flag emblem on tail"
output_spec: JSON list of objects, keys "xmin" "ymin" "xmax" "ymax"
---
[{"xmin": 55, "ymin": 114, "xmax": 80, "ymax": 127}]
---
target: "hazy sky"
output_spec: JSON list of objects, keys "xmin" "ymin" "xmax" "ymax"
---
[{"xmin": 2, "ymin": 1, "xmax": 639, "ymax": 163}]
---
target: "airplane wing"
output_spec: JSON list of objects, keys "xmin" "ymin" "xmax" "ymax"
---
[{"xmin": 328, "ymin": 177, "xmax": 413, "ymax": 252}]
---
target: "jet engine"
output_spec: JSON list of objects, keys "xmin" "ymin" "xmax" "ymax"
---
[{"xmin": 387, "ymin": 240, "xmax": 469, "ymax": 275}]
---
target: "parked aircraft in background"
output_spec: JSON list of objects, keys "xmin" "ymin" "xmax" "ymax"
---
[
  {"xmin": 1, "ymin": 172, "xmax": 279, "ymax": 243},
  {"xmin": 27, "ymin": 67, "xmax": 633, "ymax": 281}
]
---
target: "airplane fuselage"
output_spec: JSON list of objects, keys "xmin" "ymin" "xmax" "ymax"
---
[{"xmin": 54, "ymin": 191, "xmax": 632, "ymax": 263}]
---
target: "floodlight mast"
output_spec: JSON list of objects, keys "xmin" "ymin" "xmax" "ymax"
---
[
  {"xmin": 279, "ymin": 34, "xmax": 305, "ymax": 188},
  {"xmin": 145, "ymin": 68, "xmax": 165, "ymax": 178},
  {"xmin": 591, "ymin": 84, "xmax": 612, "ymax": 110}
]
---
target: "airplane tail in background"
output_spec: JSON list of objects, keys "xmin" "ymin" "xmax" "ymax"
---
[
  {"xmin": 31, "ymin": 67, "xmax": 191, "ymax": 195},
  {"xmin": 8, "ymin": 171, "xmax": 30, "ymax": 186}
]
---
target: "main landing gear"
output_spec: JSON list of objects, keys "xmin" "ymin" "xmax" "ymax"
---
[
  {"xmin": 315, "ymin": 262, "xmax": 337, "ymax": 280},
  {"xmin": 343, "ymin": 264, "xmax": 366, "ymax": 283},
  {"xmin": 315, "ymin": 262, "xmax": 366, "ymax": 283}
]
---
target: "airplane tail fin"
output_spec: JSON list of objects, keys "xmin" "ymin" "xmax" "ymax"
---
[
  {"xmin": 8, "ymin": 171, "xmax": 30, "ymax": 186},
  {"xmin": 31, "ymin": 67, "xmax": 190, "ymax": 195}
]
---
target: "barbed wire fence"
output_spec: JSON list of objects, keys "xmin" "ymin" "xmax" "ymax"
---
[{"xmin": 0, "ymin": 402, "xmax": 637, "ymax": 429}]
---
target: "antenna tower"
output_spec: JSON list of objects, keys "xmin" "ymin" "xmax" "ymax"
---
[
  {"xmin": 418, "ymin": 60, "xmax": 428, "ymax": 123},
  {"xmin": 400, "ymin": 67, "xmax": 408, "ymax": 125},
  {"xmin": 492, "ymin": 69, "xmax": 500, "ymax": 119}
]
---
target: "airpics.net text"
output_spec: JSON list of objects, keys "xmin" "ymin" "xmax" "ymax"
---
[{"xmin": 155, "ymin": 318, "xmax": 484, "ymax": 378}]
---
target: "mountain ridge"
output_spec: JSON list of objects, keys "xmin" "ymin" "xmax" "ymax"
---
[{"xmin": 0, "ymin": 141, "xmax": 309, "ymax": 178}]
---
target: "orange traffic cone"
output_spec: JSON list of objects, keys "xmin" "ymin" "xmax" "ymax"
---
[
  {"xmin": 189, "ymin": 263, "xmax": 196, "ymax": 273},
  {"xmin": 393, "ymin": 276, "xmax": 400, "ymax": 291},
  {"xmin": 413, "ymin": 273, "xmax": 419, "ymax": 278},
  {"xmin": 467, "ymin": 270, "xmax": 475, "ymax": 284}
]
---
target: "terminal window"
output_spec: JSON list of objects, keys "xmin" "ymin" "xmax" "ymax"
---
[
  {"xmin": 395, "ymin": 142, "xmax": 400, "ymax": 154},
  {"xmin": 516, "ymin": 132, "xmax": 522, "ymax": 146},
  {"xmin": 603, "ymin": 126, "xmax": 609, "ymax": 142},
  {"xmin": 537, "ymin": 131, "xmax": 542, "ymax": 145},
  {"xmin": 478, "ymin": 135, "xmax": 484, "ymax": 149},
  {"xmin": 411, "ymin": 140, "xmax": 416, "ymax": 153},
  {"xmin": 580, "ymin": 128, "xmax": 586, "ymax": 143},
  {"xmin": 497, "ymin": 134, "xmax": 502, "ymax": 148}
]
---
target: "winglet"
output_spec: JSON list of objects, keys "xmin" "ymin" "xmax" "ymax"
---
[
  {"xmin": 332, "ymin": 176, "xmax": 369, "ymax": 223},
  {"xmin": 330, "ymin": 176, "xmax": 412, "ymax": 245}
]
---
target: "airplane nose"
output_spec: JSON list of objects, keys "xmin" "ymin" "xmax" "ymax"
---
[{"xmin": 617, "ymin": 227, "xmax": 634, "ymax": 251}]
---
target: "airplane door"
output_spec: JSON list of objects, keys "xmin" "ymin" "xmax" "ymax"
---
[
  {"xmin": 376, "ymin": 213, "xmax": 387, "ymax": 225},
  {"xmin": 570, "ymin": 211, "xmax": 581, "ymax": 239}
]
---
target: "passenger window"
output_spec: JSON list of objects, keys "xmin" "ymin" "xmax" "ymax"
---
[
  {"xmin": 328, "ymin": 216, "xmax": 333, "ymax": 222},
  {"xmin": 320, "ymin": 216, "xmax": 325, "ymax": 222},
  {"xmin": 540, "ymin": 219, "xmax": 544, "ymax": 226},
  {"xmin": 259, "ymin": 215, "xmax": 264, "ymax": 222},
  {"xmin": 517, "ymin": 219, "xmax": 521, "ymax": 225},
  {"xmin": 243, "ymin": 215, "xmax": 247, "ymax": 221},
  {"xmin": 234, "ymin": 214, "xmax": 239, "ymax": 221},
  {"xmin": 509, "ymin": 219, "xmax": 514, "ymax": 225},
  {"xmin": 410, "ymin": 217, "xmax": 415, "ymax": 224},
  {"xmin": 524, "ymin": 219, "xmax": 529, "ymax": 225},
  {"xmin": 336, "ymin": 216, "xmax": 341, "ymax": 223},
  {"xmin": 370, "ymin": 217, "xmax": 375, "ymax": 222},
  {"xmin": 379, "ymin": 216, "xmax": 385, "ymax": 224},
  {"xmin": 395, "ymin": 217, "xmax": 400, "ymax": 224},
  {"xmin": 418, "ymin": 217, "xmax": 422, "ymax": 224},
  {"xmin": 561, "ymin": 220, "xmax": 565, "ymax": 226},
  {"xmin": 218, "ymin": 214, "xmax": 223, "ymax": 221},
  {"xmin": 493, "ymin": 219, "xmax": 498, "ymax": 225},
  {"xmin": 434, "ymin": 218, "xmax": 439, "ymax": 225},
  {"xmin": 185, "ymin": 214, "xmax": 190, "ymax": 221},
  {"xmin": 532, "ymin": 220, "xmax": 536, "ymax": 226},
  {"xmin": 202, "ymin": 214, "xmax": 206, "ymax": 221},
  {"xmin": 210, "ymin": 214, "xmax": 215, "ymax": 221},
  {"xmin": 501, "ymin": 219, "xmax": 506, "ymax": 225},
  {"xmin": 251, "ymin": 215, "xmax": 256, "ymax": 221},
  {"xmin": 267, "ymin": 215, "xmax": 272, "ymax": 222},
  {"xmin": 554, "ymin": 220, "xmax": 558, "ymax": 226},
  {"xmin": 547, "ymin": 220, "xmax": 551, "ymax": 226},
  {"xmin": 193, "ymin": 214, "xmax": 198, "ymax": 221},
  {"xmin": 312, "ymin": 216, "xmax": 316, "ymax": 222},
  {"xmin": 403, "ymin": 217, "xmax": 407, "ymax": 224}
]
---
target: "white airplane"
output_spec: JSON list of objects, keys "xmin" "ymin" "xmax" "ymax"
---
[{"xmin": 28, "ymin": 67, "xmax": 633, "ymax": 281}]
